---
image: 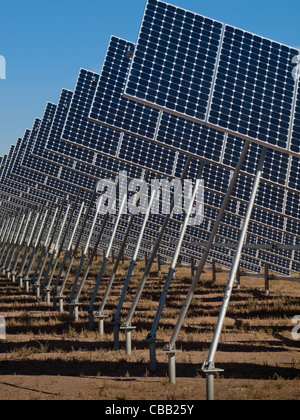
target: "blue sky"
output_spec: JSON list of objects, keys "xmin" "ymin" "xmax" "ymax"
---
[{"xmin": 0, "ymin": 0, "xmax": 299, "ymax": 156}]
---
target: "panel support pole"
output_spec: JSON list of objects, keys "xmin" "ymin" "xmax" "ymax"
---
[
  {"xmin": 10, "ymin": 211, "xmax": 33, "ymax": 282},
  {"xmin": 5, "ymin": 212, "xmax": 27, "ymax": 276},
  {"xmin": 1, "ymin": 214, "xmax": 22, "ymax": 272},
  {"xmin": 23, "ymin": 201, "xmax": 53, "ymax": 292},
  {"xmin": 120, "ymin": 157, "xmax": 192, "ymax": 342},
  {"xmin": 145, "ymin": 161, "xmax": 205, "ymax": 369},
  {"xmin": 111, "ymin": 172, "xmax": 157, "ymax": 348},
  {"xmin": 163, "ymin": 140, "xmax": 251, "ymax": 383},
  {"xmin": 17, "ymin": 207, "xmax": 43, "ymax": 286},
  {"xmin": 201, "ymin": 146, "xmax": 267, "ymax": 400},
  {"xmin": 94, "ymin": 171, "xmax": 151, "ymax": 336},
  {"xmin": 41, "ymin": 189, "xmax": 83, "ymax": 300},
  {"xmin": 265, "ymin": 263, "xmax": 270, "ymax": 295},
  {"xmin": 85, "ymin": 191, "xmax": 128, "ymax": 328},
  {"xmin": 0, "ymin": 216, "xmax": 15, "ymax": 262},
  {"xmin": 32, "ymin": 195, "xmax": 67, "ymax": 287},
  {"xmin": 54, "ymin": 190, "xmax": 95, "ymax": 304}
]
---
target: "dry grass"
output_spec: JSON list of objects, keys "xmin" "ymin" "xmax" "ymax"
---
[{"xmin": 0, "ymin": 256, "xmax": 299, "ymax": 400}]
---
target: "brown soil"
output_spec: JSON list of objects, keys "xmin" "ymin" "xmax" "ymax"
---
[{"xmin": 0, "ymin": 260, "xmax": 299, "ymax": 400}]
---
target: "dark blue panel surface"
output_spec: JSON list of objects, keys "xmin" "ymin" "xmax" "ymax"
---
[{"xmin": 124, "ymin": 0, "xmax": 299, "ymax": 156}]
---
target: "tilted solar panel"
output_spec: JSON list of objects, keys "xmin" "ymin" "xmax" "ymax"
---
[
  {"xmin": 124, "ymin": 0, "xmax": 300, "ymax": 157},
  {"xmin": 3, "ymin": 137, "xmax": 59, "ymax": 204},
  {"xmin": 57, "ymin": 68, "xmax": 180, "ymax": 178},
  {"xmin": 0, "ymin": 142, "xmax": 59, "ymax": 217},
  {"xmin": 31, "ymin": 89, "xmax": 134, "ymax": 188},
  {"xmin": 114, "ymin": 2, "xmax": 299, "ymax": 382},
  {"xmin": 11, "ymin": 109, "xmax": 86, "ymax": 199}
]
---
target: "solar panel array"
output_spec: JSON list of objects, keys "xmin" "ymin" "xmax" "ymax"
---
[
  {"xmin": 19, "ymin": 84, "xmax": 182, "ymax": 265},
  {"xmin": 0, "ymin": 0, "xmax": 299, "ymax": 395},
  {"xmin": 90, "ymin": 37, "xmax": 299, "ymax": 198},
  {"xmin": 0, "ymin": 27, "xmax": 298, "ymax": 281},
  {"xmin": 0, "ymin": 86, "xmax": 185, "ymax": 271},
  {"xmin": 52, "ymin": 64, "xmax": 264, "ymax": 273},
  {"xmin": 43, "ymin": 69, "xmax": 222, "ymax": 268},
  {"xmin": 87, "ymin": 36, "xmax": 299, "ymax": 275}
]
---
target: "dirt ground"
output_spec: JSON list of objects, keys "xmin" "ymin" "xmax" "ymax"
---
[{"xmin": 0, "ymin": 259, "xmax": 299, "ymax": 400}]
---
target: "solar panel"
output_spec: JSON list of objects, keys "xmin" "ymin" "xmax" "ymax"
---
[
  {"xmin": 7, "ymin": 86, "xmax": 154, "ymax": 257},
  {"xmin": 51, "ymin": 69, "xmax": 182, "ymax": 179},
  {"xmin": 124, "ymin": 0, "xmax": 300, "ymax": 157},
  {"xmin": 1, "ymin": 74, "xmax": 296, "ymax": 277},
  {"xmin": 40, "ymin": 89, "xmax": 144, "ymax": 187},
  {"xmin": 291, "ymin": 83, "xmax": 300, "ymax": 154},
  {"xmin": 31, "ymin": 90, "xmax": 125, "ymax": 188},
  {"xmin": 0, "ymin": 126, "xmax": 93, "ymax": 270},
  {"xmin": 34, "ymin": 77, "xmax": 197, "ymax": 251},
  {"xmin": 11, "ymin": 112, "xmax": 85, "ymax": 199},
  {"xmin": 2, "ymin": 136, "xmax": 61, "ymax": 203},
  {"xmin": 0, "ymin": 18, "xmax": 297, "ymax": 387},
  {"xmin": 0, "ymin": 145, "xmax": 47, "ymax": 209}
]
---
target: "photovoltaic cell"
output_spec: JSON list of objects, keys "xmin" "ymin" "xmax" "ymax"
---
[
  {"xmin": 33, "ymin": 83, "xmax": 196, "ymax": 262},
  {"xmin": 289, "ymin": 157, "xmax": 300, "ymax": 191},
  {"xmin": 16, "ymin": 101, "xmax": 96, "ymax": 197},
  {"xmin": 37, "ymin": 89, "xmax": 141, "ymax": 186},
  {"xmin": 90, "ymin": 39, "xmax": 160, "ymax": 139},
  {"xmin": 125, "ymin": 2, "xmax": 223, "ymax": 122},
  {"xmin": 89, "ymin": 37, "xmax": 226, "ymax": 171},
  {"xmin": 20, "ymin": 103, "xmax": 57, "ymax": 171}
]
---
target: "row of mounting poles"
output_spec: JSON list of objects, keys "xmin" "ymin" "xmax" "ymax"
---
[{"xmin": 1, "ymin": 141, "xmax": 294, "ymax": 400}]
